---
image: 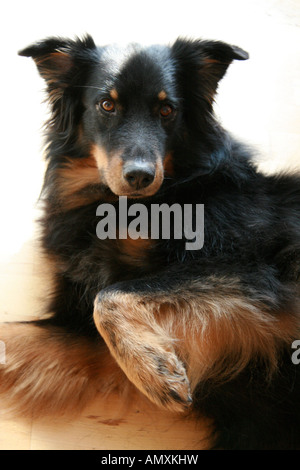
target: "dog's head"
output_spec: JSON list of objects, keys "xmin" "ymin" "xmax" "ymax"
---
[{"xmin": 19, "ymin": 36, "xmax": 248, "ymax": 199}]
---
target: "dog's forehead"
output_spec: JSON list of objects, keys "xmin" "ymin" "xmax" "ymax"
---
[
  {"xmin": 99, "ymin": 43, "xmax": 142, "ymax": 75},
  {"xmin": 98, "ymin": 43, "xmax": 175, "ymax": 91}
]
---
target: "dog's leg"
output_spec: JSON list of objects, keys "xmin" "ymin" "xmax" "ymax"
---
[
  {"xmin": 94, "ymin": 288, "xmax": 191, "ymax": 413},
  {"xmin": 0, "ymin": 321, "xmax": 125, "ymax": 417},
  {"xmin": 93, "ymin": 268, "xmax": 299, "ymax": 413}
]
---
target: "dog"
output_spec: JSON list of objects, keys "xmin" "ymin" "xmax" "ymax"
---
[{"xmin": 0, "ymin": 34, "xmax": 300, "ymax": 450}]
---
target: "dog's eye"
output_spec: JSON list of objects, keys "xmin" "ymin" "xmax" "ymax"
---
[
  {"xmin": 160, "ymin": 104, "xmax": 173, "ymax": 118},
  {"xmin": 100, "ymin": 99, "xmax": 115, "ymax": 113}
]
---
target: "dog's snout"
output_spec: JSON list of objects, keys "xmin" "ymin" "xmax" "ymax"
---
[{"xmin": 123, "ymin": 162, "xmax": 155, "ymax": 190}]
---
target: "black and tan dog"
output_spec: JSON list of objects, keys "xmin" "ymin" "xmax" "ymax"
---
[{"xmin": 1, "ymin": 35, "xmax": 300, "ymax": 449}]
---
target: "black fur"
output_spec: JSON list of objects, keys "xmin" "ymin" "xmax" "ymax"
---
[{"xmin": 18, "ymin": 35, "xmax": 300, "ymax": 449}]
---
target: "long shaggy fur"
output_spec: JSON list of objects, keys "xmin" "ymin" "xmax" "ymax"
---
[{"xmin": 0, "ymin": 35, "xmax": 300, "ymax": 449}]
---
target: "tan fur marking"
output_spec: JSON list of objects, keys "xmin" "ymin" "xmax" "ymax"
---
[
  {"xmin": 104, "ymin": 152, "xmax": 125, "ymax": 194},
  {"xmin": 158, "ymin": 90, "xmax": 167, "ymax": 101},
  {"xmin": 172, "ymin": 301, "xmax": 299, "ymax": 390},
  {"xmin": 200, "ymin": 58, "xmax": 228, "ymax": 104},
  {"xmin": 90, "ymin": 144, "xmax": 125, "ymax": 194},
  {"xmin": 36, "ymin": 52, "xmax": 73, "ymax": 83},
  {"xmin": 118, "ymin": 238, "xmax": 153, "ymax": 267},
  {"xmin": 118, "ymin": 238, "xmax": 152, "ymax": 257},
  {"xmin": 91, "ymin": 144, "xmax": 109, "ymax": 171},
  {"xmin": 0, "ymin": 322, "xmax": 128, "ymax": 417},
  {"xmin": 203, "ymin": 58, "xmax": 225, "ymax": 65},
  {"xmin": 110, "ymin": 88, "xmax": 119, "ymax": 100},
  {"xmin": 156, "ymin": 287, "xmax": 300, "ymax": 390},
  {"xmin": 163, "ymin": 152, "xmax": 174, "ymax": 176},
  {"xmin": 53, "ymin": 155, "xmax": 102, "ymax": 209},
  {"xmin": 58, "ymin": 157, "xmax": 99, "ymax": 192}
]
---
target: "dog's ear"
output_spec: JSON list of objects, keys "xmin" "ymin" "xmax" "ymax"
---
[
  {"xmin": 18, "ymin": 35, "xmax": 97, "ymax": 86},
  {"xmin": 171, "ymin": 38, "xmax": 249, "ymax": 104},
  {"xmin": 19, "ymin": 35, "xmax": 97, "ymax": 135}
]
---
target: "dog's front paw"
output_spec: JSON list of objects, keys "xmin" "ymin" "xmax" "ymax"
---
[
  {"xmin": 93, "ymin": 291, "xmax": 192, "ymax": 413},
  {"xmin": 140, "ymin": 345, "xmax": 192, "ymax": 413}
]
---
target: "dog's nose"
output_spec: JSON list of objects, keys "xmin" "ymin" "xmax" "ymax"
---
[{"xmin": 123, "ymin": 162, "xmax": 155, "ymax": 190}]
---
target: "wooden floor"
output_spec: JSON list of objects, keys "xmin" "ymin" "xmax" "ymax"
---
[
  {"xmin": 1, "ymin": 0, "xmax": 299, "ymax": 451},
  {"xmin": 0, "ymin": 389, "xmax": 206, "ymax": 451}
]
